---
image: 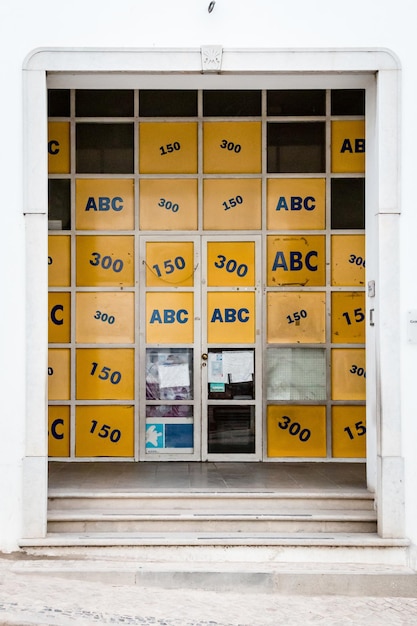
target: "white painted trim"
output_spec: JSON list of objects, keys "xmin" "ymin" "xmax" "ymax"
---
[
  {"xmin": 22, "ymin": 47, "xmax": 403, "ymax": 541},
  {"xmin": 47, "ymin": 73, "xmax": 374, "ymax": 90},
  {"xmin": 22, "ymin": 70, "xmax": 47, "ymax": 215},
  {"xmin": 23, "ymin": 47, "xmax": 400, "ymax": 72}
]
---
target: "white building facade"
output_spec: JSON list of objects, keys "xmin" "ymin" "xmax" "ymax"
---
[{"xmin": 1, "ymin": 0, "xmax": 417, "ymax": 567}]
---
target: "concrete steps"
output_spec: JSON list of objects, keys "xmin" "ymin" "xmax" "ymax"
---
[
  {"xmin": 47, "ymin": 510, "xmax": 377, "ymax": 533},
  {"xmin": 18, "ymin": 466, "xmax": 415, "ymax": 595},
  {"xmin": 46, "ymin": 489, "xmax": 377, "ymax": 535},
  {"xmin": 21, "ymin": 531, "xmax": 407, "ymax": 549},
  {"xmin": 48, "ymin": 490, "xmax": 375, "ymax": 511}
]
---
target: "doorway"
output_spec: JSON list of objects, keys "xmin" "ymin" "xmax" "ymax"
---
[
  {"xmin": 47, "ymin": 86, "xmax": 366, "ymax": 464},
  {"xmin": 141, "ymin": 235, "xmax": 262, "ymax": 460},
  {"xmin": 21, "ymin": 46, "xmax": 405, "ymax": 544}
]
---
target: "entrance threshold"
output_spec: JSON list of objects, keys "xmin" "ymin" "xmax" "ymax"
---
[{"xmin": 49, "ymin": 461, "xmax": 367, "ymax": 493}]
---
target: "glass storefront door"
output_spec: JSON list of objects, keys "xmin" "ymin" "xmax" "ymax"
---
[{"xmin": 141, "ymin": 236, "xmax": 261, "ymax": 460}]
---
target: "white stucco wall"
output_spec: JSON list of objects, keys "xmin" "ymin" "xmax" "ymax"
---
[{"xmin": 1, "ymin": 0, "xmax": 416, "ymax": 551}]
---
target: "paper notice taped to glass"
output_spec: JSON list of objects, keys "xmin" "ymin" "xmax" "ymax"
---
[
  {"xmin": 159, "ymin": 363, "xmax": 190, "ymax": 389},
  {"xmin": 208, "ymin": 352, "xmax": 224, "ymax": 383},
  {"xmin": 223, "ymin": 350, "xmax": 254, "ymax": 383},
  {"xmin": 208, "ymin": 350, "xmax": 254, "ymax": 383}
]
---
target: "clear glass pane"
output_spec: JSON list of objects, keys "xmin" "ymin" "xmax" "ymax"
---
[
  {"xmin": 203, "ymin": 90, "xmax": 261, "ymax": 116},
  {"xmin": 48, "ymin": 90, "xmax": 70, "ymax": 117},
  {"xmin": 139, "ymin": 90, "xmax": 198, "ymax": 117},
  {"xmin": 48, "ymin": 179, "xmax": 71, "ymax": 230},
  {"xmin": 331, "ymin": 178, "xmax": 365, "ymax": 229},
  {"xmin": 267, "ymin": 90, "xmax": 325, "ymax": 116},
  {"xmin": 208, "ymin": 405, "xmax": 255, "ymax": 453},
  {"xmin": 76, "ymin": 90, "xmax": 134, "ymax": 117},
  {"xmin": 266, "ymin": 348, "xmax": 326, "ymax": 401},
  {"xmin": 145, "ymin": 404, "xmax": 194, "ymax": 454},
  {"xmin": 207, "ymin": 348, "xmax": 254, "ymax": 399},
  {"xmin": 146, "ymin": 348, "xmax": 193, "ymax": 400},
  {"xmin": 76, "ymin": 123, "xmax": 134, "ymax": 173},
  {"xmin": 146, "ymin": 405, "xmax": 193, "ymax": 418},
  {"xmin": 267, "ymin": 122, "xmax": 325, "ymax": 173},
  {"xmin": 331, "ymin": 90, "xmax": 365, "ymax": 116}
]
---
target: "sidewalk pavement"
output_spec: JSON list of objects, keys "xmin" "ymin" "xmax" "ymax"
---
[{"xmin": 1, "ymin": 560, "xmax": 417, "ymax": 626}]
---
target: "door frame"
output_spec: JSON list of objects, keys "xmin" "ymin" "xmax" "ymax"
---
[
  {"xmin": 22, "ymin": 47, "xmax": 403, "ymax": 540},
  {"xmin": 139, "ymin": 234, "xmax": 262, "ymax": 462},
  {"xmin": 201, "ymin": 234, "xmax": 263, "ymax": 461},
  {"xmin": 139, "ymin": 234, "xmax": 202, "ymax": 461}
]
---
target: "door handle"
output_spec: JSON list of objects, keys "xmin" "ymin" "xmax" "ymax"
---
[{"xmin": 201, "ymin": 353, "xmax": 208, "ymax": 360}]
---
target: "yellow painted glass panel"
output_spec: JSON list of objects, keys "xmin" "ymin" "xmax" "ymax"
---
[
  {"xmin": 267, "ymin": 292, "xmax": 326, "ymax": 343},
  {"xmin": 146, "ymin": 242, "xmax": 194, "ymax": 287},
  {"xmin": 267, "ymin": 405, "xmax": 326, "ymax": 458},
  {"xmin": 203, "ymin": 179, "xmax": 261, "ymax": 230},
  {"xmin": 48, "ymin": 122, "xmax": 70, "ymax": 174},
  {"xmin": 331, "ymin": 348, "xmax": 366, "ymax": 400},
  {"xmin": 331, "ymin": 121, "xmax": 365, "ymax": 173},
  {"xmin": 207, "ymin": 241, "xmax": 255, "ymax": 287},
  {"xmin": 76, "ymin": 179, "xmax": 134, "ymax": 230},
  {"xmin": 267, "ymin": 235, "xmax": 325, "ymax": 286},
  {"xmin": 146, "ymin": 293, "xmax": 194, "ymax": 344},
  {"xmin": 48, "ymin": 349, "xmax": 70, "ymax": 400},
  {"xmin": 140, "ymin": 179, "xmax": 197, "ymax": 231},
  {"xmin": 76, "ymin": 236, "xmax": 134, "ymax": 287},
  {"xmin": 48, "ymin": 236, "xmax": 70, "ymax": 286},
  {"xmin": 332, "ymin": 405, "xmax": 366, "ymax": 458},
  {"xmin": 203, "ymin": 122, "xmax": 262, "ymax": 173},
  {"xmin": 207, "ymin": 292, "xmax": 255, "ymax": 344},
  {"xmin": 331, "ymin": 235, "xmax": 365, "ymax": 286},
  {"xmin": 139, "ymin": 122, "xmax": 197, "ymax": 174},
  {"xmin": 331, "ymin": 292, "xmax": 365, "ymax": 343},
  {"xmin": 76, "ymin": 348, "xmax": 134, "ymax": 400},
  {"xmin": 48, "ymin": 292, "xmax": 71, "ymax": 343},
  {"xmin": 75, "ymin": 405, "xmax": 134, "ymax": 457},
  {"xmin": 48, "ymin": 406, "xmax": 70, "ymax": 457},
  {"xmin": 267, "ymin": 178, "xmax": 325, "ymax": 230},
  {"xmin": 76, "ymin": 292, "xmax": 135, "ymax": 344}
]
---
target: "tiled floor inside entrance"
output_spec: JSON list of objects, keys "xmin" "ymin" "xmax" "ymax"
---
[{"xmin": 49, "ymin": 462, "xmax": 368, "ymax": 493}]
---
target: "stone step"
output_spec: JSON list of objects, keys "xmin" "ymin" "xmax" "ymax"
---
[
  {"xmin": 47, "ymin": 508, "xmax": 377, "ymax": 534},
  {"xmin": 48, "ymin": 489, "xmax": 375, "ymax": 512},
  {"xmin": 24, "ymin": 564, "xmax": 417, "ymax": 597},
  {"xmin": 19, "ymin": 535, "xmax": 411, "ymax": 571}
]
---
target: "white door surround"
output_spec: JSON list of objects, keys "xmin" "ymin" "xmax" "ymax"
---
[{"xmin": 22, "ymin": 47, "xmax": 402, "ymax": 540}]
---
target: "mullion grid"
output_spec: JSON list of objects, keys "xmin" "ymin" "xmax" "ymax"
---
[
  {"xmin": 48, "ymin": 86, "xmax": 365, "ymax": 463},
  {"xmin": 71, "ymin": 89, "xmax": 136, "ymax": 461},
  {"xmin": 264, "ymin": 89, "xmax": 366, "ymax": 462}
]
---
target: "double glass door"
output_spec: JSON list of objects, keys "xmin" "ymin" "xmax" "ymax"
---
[{"xmin": 141, "ymin": 235, "xmax": 262, "ymax": 461}]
